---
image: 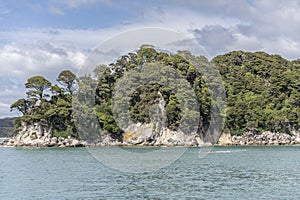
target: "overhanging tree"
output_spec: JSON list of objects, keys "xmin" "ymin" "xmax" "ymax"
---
[{"xmin": 25, "ymin": 76, "xmax": 52, "ymax": 99}]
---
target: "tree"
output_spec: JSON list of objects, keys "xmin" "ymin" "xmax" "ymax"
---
[
  {"xmin": 25, "ymin": 76, "xmax": 51, "ymax": 99},
  {"xmin": 50, "ymin": 84, "xmax": 64, "ymax": 99},
  {"xmin": 57, "ymin": 70, "xmax": 76, "ymax": 95},
  {"xmin": 94, "ymin": 46, "xmax": 210, "ymax": 135},
  {"xmin": 12, "ymin": 46, "xmax": 300, "ymax": 138},
  {"xmin": 10, "ymin": 98, "xmax": 32, "ymax": 115},
  {"xmin": 212, "ymin": 51, "xmax": 300, "ymax": 134}
]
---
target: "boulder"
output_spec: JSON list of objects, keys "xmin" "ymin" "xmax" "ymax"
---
[
  {"xmin": 295, "ymin": 137, "xmax": 300, "ymax": 144},
  {"xmin": 51, "ymin": 137, "xmax": 58, "ymax": 143},
  {"xmin": 13, "ymin": 140, "xmax": 23, "ymax": 147},
  {"xmin": 48, "ymin": 138, "xmax": 58, "ymax": 147},
  {"xmin": 5, "ymin": 141, "xmax": 14, "ymax": 146},
  {"xmin": 57, "ymin": 141, "xmax": 64, "ymax": 147},
  {"xmin": 218, "ymin": 133, "xmax": 232, "ymax": 145},
  {"xmin": 70, "ymin": 139, "xmax": 82, "ymax": 147}
]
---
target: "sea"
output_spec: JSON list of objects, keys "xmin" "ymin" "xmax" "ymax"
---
[{"xmin": 1, "ymin": 146, "xmax": 300, "ymax": 199}]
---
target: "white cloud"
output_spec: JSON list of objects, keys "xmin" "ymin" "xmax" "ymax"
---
[
  {"xmin": 2, "ymin": 0, "xmax": 300, "ymax": 118},
  {"xmin": 0, "ymin": 88, "xmax": 23, "ymax": 118},
  {"xmin": 0, "ymin": 41, "xmax": 86, "ymax": 79},
  {"xmin": 0, "ymin": 28, "xmax": 125, "ymax": 50},
  {"xmin": 233, "ymin": 33, "xmax": 262, "ymax": 52},
  {"xmin": 0, "ymin": 40, "xmax": 87, "ymax": 118},
  {"xmin": 131, "ymin": 3, "xmax": 300, "ymax": 59},
  {"xmin": 192, "ymin": 25, "xmax": 236, "ymax": 57},
  {"xmin": 261, "ymin": 38, "xmax": 300, "ymax": 59}
]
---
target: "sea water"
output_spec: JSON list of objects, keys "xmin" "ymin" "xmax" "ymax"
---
[{"xmin": 1, "ymin": 146, "xmax": 300, "ymax": 199}]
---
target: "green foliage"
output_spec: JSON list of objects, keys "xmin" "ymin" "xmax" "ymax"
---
[
  {"xmin": 94, "ymin": 46, "xmax": 209, "ymax": 134},
  {"xmin": 57, "ymin": 70, "xmax": 76, "ymax": 94},
  {"xmin": 94, "ymin": 103, "xmax": 120, "ymax": 135},
  {"xmin": 13, "ymin": 117, "xmax": 22, "ymax": 129},
  {"xmin": 12, "ymin": 72, "xmax": 77, "ymax": 138},
  {"xmin": 10, "ymin": 98, "xmax": 32, "ymax": 115},
  {"xmin": 53, "ymin": 130, "xmax": 70, "ymax": 138},
  {"xmin": 165, "ymin": 94, "xmax": 181, "ymax": 130},
  {"xmin": 12, "ymin": 46, "xmax": 300, "ymax": 138},
  {"xmin": 129, "ymin": 84, "xmax": 162, "ymax": 124},
  {"xmin": 25, "ymin": 76, "xmax": 52, "ymax": 99},
  {"xmin": 213, "ymin": 51, "xmax": 300, "ymax": 134}
]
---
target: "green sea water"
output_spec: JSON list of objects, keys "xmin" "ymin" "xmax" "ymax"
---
[{"xmin": 1, "ymin": 146, "xmax": 300, "ymax": 199}]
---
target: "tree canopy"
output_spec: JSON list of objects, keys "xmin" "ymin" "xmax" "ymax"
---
[
  {"xmin": 11, "ymin": 47, "xmax": 300, "ymax": 138},
  {"xmin": 213, "ymin": 51, "xmax": 300, "ymax": 134},
  {"xmin": 12, "ymin": 71, "xmax": 77, "ymax": 138},
  {"xmin": 57, "ymin": 70, "xmax": 76, "ymax": 95},
  {"xmin": 25, "ymin": 76, "xmax": 51, "ymax": 99}
]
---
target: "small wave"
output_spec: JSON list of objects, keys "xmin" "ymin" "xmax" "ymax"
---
[{"xmin": 211, "ymin": 149, "xmax": 247, "ymax": 154}]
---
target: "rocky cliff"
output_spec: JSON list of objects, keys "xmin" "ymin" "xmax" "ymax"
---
[
  {"xmin": 0, "ymin": 120, "xmax": 209, "ymax": 147},
  {"xmin": 1, "ymin": 122, "xmax": 87, "ymax": 147},
  {"xmin": 122, "ymin": 123, "xmax": 206, "ymax": 146},
  {"xmin": 2, "ymin": 121, "xmax": 300, "ymax": 147}
]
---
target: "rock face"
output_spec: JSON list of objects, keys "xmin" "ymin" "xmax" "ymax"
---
[
  {"xmin": 0, "ymin": 122, "xmax": 86, "ymax": 147},
  {"xmin": 218, "ymin": 133, "xmax": 232, "ymax": 146},
  {"xmin": 121, "ymin": 94, "xmax": 208, "ymax": 147},
  {"xmin": 122, "ymin": 123, "xmax": 204, "ymax": 146},
  {"xmin": 2, "ymin": 121, "xmax": 300, "ymax": 147},
  {"xmin": 217, "ymin": 131, "xmax": 300, "ymax": 146}
]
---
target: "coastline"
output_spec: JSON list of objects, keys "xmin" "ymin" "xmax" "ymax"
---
[
  {"xmin": 2, "ymin": 131, "xmax": 300, "ymax": 148},
  {"xmin": 217, "ymin": 131, "xmax": 300, "ymax": 146}
]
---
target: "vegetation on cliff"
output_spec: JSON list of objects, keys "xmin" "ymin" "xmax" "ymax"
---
[
  {"xmin": 10, "ymin": 46, "xmax": 300, "ymax": 138},
  {"xmin": 91, "ymin": 45, "xmax": 214, "ymax": 136},
  {"xmin": 10, "ymin": 70, "xmax": 77, "ymax": 138},
  {"xmin": 213, "ymin": 51, "xmax": 300, "ymax": 134}
]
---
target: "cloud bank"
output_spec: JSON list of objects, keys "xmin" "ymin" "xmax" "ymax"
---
[{"xmin": 1, "ymin": 0, "xmax": 300, "ymax": 118}]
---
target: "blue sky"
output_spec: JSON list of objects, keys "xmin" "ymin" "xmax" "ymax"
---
[
  {"xmin": 1, "ymin": 0, "xmax": 300, "ymax": 118},
  {"xmin": 0, "ymin": 0, "xmax": 137, "ymax": 29}
]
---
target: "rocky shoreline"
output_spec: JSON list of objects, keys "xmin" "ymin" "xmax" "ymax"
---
[
  {"xmin": 3, "ymin": 132, "xmax": 300, "ymax": 148},
  {"xmin": 2, "ymin": 121, "xmax": 300, "ymax": 147},
  {"xmin": 0, "ymin": 136, "xmax": 88, "ymax": 147},
  {"xmin": 0, "ymin": 122, "xmax": 208, "ymax": 147},
  {"xmin": 2, "ymin": 132, "xmax": 300, "ymax": 147},
  {"xmin": 218, "ymin": 131, "xmax": 300, "ymax": 146}
]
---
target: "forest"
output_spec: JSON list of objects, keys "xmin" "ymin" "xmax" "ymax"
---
[{"xmin": 10, "ymin": 45, "xmax": 300, "ymax": 138}]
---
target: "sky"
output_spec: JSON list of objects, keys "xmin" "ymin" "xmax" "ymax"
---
[{"xmin": 1, "ymin": 0, "xmax": 300, "ymax": 118}]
